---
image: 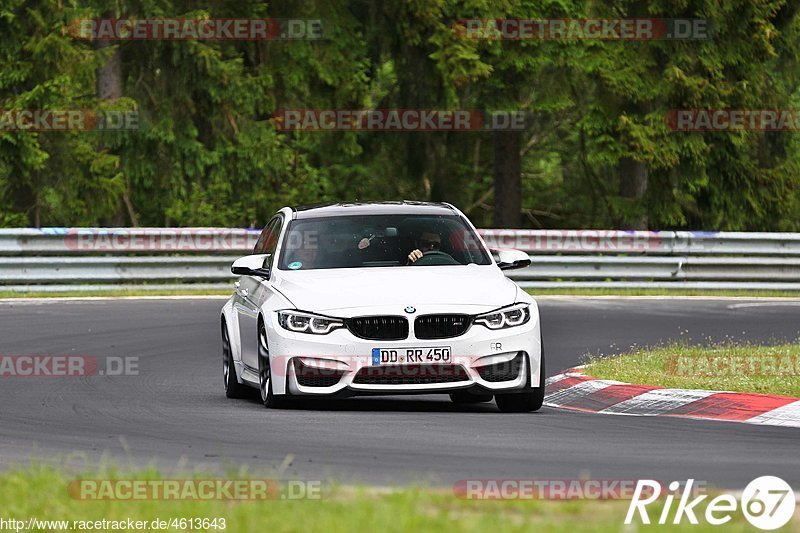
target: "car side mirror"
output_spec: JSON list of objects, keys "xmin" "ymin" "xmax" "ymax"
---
[
  {"xmin": 231, "ymin": 254, "xmax": 271, "ymax": 277},
  {"xmin": 494, "ymin": 248, "xmax": 531, "ymax": 271}
]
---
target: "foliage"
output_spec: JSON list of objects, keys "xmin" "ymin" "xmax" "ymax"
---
[{"xmin": 0, "ymin": 0, "xmax": 798, "ymax": 230}]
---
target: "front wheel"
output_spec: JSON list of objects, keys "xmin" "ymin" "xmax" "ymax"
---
[
  {"xmin": 495, "ymin": 345, "xmax": 545, "ymax": 413},
  {"xmin": 258, "ymin": 323, "xmax": 289, "ymax": 409}
]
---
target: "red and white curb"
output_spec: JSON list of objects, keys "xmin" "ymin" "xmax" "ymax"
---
[{"xmin": 545, "ymin": 367, "xmax": 800, "ymax": 428}]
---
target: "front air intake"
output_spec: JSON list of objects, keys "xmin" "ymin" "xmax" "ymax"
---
[
  {"xmin": 414, "ymin": 314, "xmax": 472, "ymax": 339},
  {"xmin": 293, "ymin": 359, "xmax": 346, "ymax": 388},
  {"xmin": 476, "ymin": 352, "xmax": 524, "ymax": 382},
  {"xmin": 352, "ymin": 364, "xmax": 469, "ymax": 385},
  {"xmin": 346, "ymin": 316, "xmax": 409, "ymax": 340}
]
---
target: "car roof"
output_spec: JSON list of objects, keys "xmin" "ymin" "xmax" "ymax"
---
[{"xmin": 290, "ymin": 201, "xmax": 457, "ymax": 219}]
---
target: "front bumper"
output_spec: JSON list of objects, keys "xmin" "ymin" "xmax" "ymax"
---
[{"xmin": 265, "ymin": 310, "xmax": 542, "ymax": 396}]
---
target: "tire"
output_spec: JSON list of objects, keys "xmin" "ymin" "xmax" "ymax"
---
[
  {"xmin": 223, "ymin": 320, "xmax": 249, "ymax": 399},
  {"xmin": 449, "ymin": 390, "xmax": 493, "ymax": 404},
  {"xmin": 258, "ymin": 321, "xmax": 290, "ymax": 409},
  {"xmin": 495, "ymin": 340, "xmax": 545, "ymax": 413}
]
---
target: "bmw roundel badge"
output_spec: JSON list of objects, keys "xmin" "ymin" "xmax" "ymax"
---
[{"xmin": 404, "ymin": 306, "xmax": 416, "ymax": 314}]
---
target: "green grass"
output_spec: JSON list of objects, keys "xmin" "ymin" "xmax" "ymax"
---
[
  {"xmin": 525, "ymin": 287, "xmax": 800, "ymax": 297},
  {"xmin": 0, "ymin": 465, "xmax": 792, "ymax": 532},
  {"xmin": 585, "ymin": 342, "xmax": 800, "ymax": 397}
]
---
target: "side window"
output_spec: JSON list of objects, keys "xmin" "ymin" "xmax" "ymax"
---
[
  {"xmin": 263, "ymin": 217, "xmax": 283, "ymax": 260},
  {"xmin": 254, "ymin": 223, "xmax": 274, "ymax": 254},
  {"xmin": 254, "ymin": 217, "xmax": 283, "ymax": 255}
]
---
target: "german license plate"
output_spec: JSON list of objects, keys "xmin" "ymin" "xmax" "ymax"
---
[{"xmin": 372, "ymin": 347, "xmax": 451, "ymax": 365}]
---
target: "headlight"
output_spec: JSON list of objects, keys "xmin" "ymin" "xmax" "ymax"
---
[
  {"xmin": 474, "ymin": 303, "xmax": 530, "ymax": 330},
  {"xmin": 277, "ymin": 310, "xmax": 344, "ymax": 335}
]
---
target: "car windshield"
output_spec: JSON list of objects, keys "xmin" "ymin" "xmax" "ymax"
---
[{"xmin": 278, "ymin": 214, "xmax": 491, "ymax": 270}]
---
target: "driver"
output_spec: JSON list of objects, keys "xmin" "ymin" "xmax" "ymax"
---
[{"xmin": 407, "ymin": 230, "xmax": 443, "ymax": 263}]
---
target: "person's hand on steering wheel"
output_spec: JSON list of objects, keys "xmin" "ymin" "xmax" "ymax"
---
[
  {"xmin": 407, "ymin": 249, "xmax": 424, "ymax": 263},
  {"xmin": 408, "ymin": 231, "xmax": 443, "ymax": 263},
  {"xmin": 408, "ymin": 250, "xmax": 459, "ymax": 266}
]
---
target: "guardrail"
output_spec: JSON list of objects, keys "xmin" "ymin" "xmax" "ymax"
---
[{"xmin": 1, "ymin": 228, "xmax": 800, "ymax": 291}]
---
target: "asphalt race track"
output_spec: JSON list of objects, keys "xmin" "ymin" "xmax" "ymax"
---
[{"xmin": 1, "ymin": 297, "xmax": 798, "ymax": 488}]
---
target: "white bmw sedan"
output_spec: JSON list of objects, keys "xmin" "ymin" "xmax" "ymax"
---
[{"xmin": 221, "ymin": 202, "xmax": 544, "ymax": 412}]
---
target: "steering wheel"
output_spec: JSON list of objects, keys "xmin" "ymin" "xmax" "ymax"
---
[{"xmin": 411, "ymin": 250, "xmax": 460, "ymax": 266}]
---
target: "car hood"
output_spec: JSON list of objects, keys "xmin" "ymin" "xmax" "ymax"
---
[{"xmin": 272, "ymin": 265, "xmax": 518, "ymax": 314}]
